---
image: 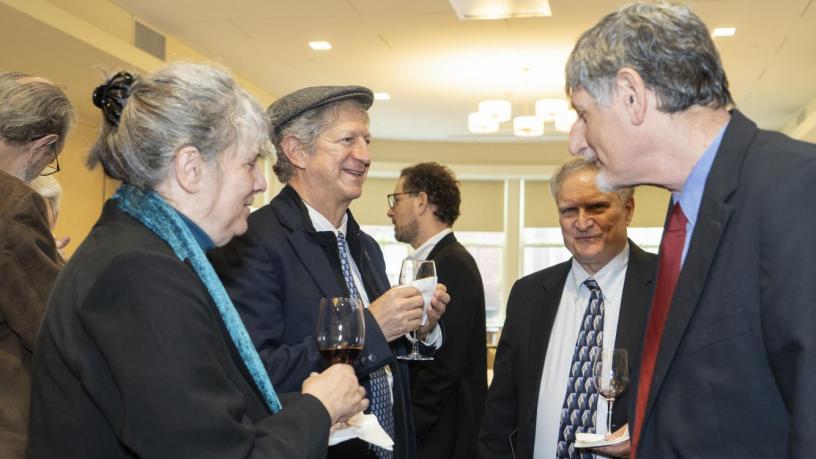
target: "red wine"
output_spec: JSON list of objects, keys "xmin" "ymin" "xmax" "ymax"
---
[{"xmin": 320, "ymin": 346, "xmax": 362, "ymax": 364}]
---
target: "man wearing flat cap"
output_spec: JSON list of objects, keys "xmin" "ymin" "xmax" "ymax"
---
[{"xmin": 211, "ymin": 86, "xmax": 449, "ymax": 459}]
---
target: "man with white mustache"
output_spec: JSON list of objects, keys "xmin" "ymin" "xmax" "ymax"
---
[
  {"xmin": 479, "ymin": 158, "xmax": 656, "ymax": 459},
  {"xmin": 211, "ymin": 86, "xmax": 449, "ymax": 459}
]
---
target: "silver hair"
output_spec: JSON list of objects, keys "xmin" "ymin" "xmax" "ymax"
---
[
  {"xmin": 29, "ymin": 175, "xmax": 63, "ymax": 220},
  {"xmin": 550, "ymin": 157, "xmax": 634, "ymax": 202},
  {"xmin": 271, "ymin": 99, "xmax": 369, "ymax": 183},
  {"xmin": 0, "ymin": 72, "xmax": 76, "ymax": 150},
  {"xmin": 87, "ymin": 62, "xmax": 272, "ymax": 190},
  {"xmin": 565, "ymin": 2, "xmax": 733, "ymax": 112}
]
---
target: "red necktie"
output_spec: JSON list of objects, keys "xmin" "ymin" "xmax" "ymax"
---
[{"xmin": 632, "ymin": 202, "xmax": 687, "ymax": 458}]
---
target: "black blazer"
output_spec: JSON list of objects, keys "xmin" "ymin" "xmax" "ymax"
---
[
  {"xmin": 28, "ymin": 201, "xmax": 330, "ymax": 458},
  {"xmin": 410, "ymin": 232, "xmax": 487, "ymax": 459},
  {"xmin": 633, "ymin": 110, "xmax": 816, "ymax": 458},
  {"xmin": 210, "ymin": 186, "xmax": 417, "ymax": 459},
  {"xmin": 478, "ymin": 242, "xmax": 657, "ymax": 459}
]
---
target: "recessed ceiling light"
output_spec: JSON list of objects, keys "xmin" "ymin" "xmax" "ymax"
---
[
  {"xmin": 308, "ymin": 41, "xmax": 332, "ymax": 50},
  {"xmin": 374, "ymin": 92, "xmax": 391, "ymax": 100},
  {"xmin": 712, "ymin": 27, "xmax": 736, "ymax": 38}
]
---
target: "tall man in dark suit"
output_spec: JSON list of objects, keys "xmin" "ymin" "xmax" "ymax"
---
[
  {"xmin": 387, "ymin": 162, "xmax": 487, "ymax": 459},
  {"xmin": 566, "ymin": 3, "xmax": 816, "ymax": 458},
  {"xmin": 479, "ymin": 158, "xmax": 657, "ymax": 459},
  {"xmin": 0, "ymin": 71, "xmax": 74, "ymax": 458},
  {"xmin": 211, "ymin": 86, "xmax": 449, "ymax": 459}
]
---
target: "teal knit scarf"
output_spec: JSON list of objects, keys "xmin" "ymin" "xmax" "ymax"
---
[{"xmin": 113, "ymin": 183, "xmax": 282, "ymax": 413}]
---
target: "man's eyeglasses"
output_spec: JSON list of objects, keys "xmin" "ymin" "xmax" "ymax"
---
[
  {"xmin": 33, "ymin": 135, "xmax": 60, "ymax": 176},
  {"xmin": 387, "ymin": 192, "xmax": 418, "ymax": 209}
]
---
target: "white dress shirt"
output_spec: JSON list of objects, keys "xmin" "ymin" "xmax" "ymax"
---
[{"xmin": 532, "ymin": 244, "xmax": 630, "ymax": 459}]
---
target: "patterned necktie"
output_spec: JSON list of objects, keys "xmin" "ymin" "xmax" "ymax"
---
[
  {"xmin": 336, "ymin": 232, "xmax": 394, "ymax": 458},
  {"xmin": 556, "ymin": 279, "xmax": 604, "ymax": 459},
  {"xmin": 632, "ymin": 203, "xmax": 687, "ymax": 458}
]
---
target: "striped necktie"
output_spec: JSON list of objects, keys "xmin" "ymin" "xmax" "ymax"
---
[
  {"xmin": 336, "ymin": 231, "xmax": 394, "ymax": 458},
  {"xmin": 556, "ymin": 278, "xmax": 604, "ymax": 459}
]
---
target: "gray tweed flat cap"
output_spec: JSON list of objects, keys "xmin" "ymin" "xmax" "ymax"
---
[{"xmin": 267, "ymin": 85, "xmax": 374, "ymax": 143}]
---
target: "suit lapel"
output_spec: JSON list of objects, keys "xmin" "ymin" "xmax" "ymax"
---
[
  {"xmin": 644, "ymin": 110, "xmax": 755, "ymax": 423},
  {"xmin": 273, "ymin": 186, "xmax": 343, "ymax": 299},
  {"xmin": 526, "ymin": 261, "xmax": 571, "ymax": 424},
  {"xmin": 616, "ymin": 242, "xmax": 656, "ymax": 359}
]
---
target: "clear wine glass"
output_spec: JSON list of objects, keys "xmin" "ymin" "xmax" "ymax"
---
[
  {"xmin": 396, "ymin": 259, "xmax": 436, "ymax": 361},
  {"xmin": 315, "ymin": 297, "xmax": 366, "ymax": 365},
  {"xmin": 592, "ymin": 348, "xmax": 629, "ymax": 435}
]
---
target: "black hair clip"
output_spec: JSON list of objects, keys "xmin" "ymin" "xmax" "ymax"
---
[{"xmin": 92, "ymin": 71, "xmax": 136, "ymax": 127}]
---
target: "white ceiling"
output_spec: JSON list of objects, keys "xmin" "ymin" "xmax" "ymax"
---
[{"xmin": 23, "ymin": 0, "xmax": 816, "ymax": 144}]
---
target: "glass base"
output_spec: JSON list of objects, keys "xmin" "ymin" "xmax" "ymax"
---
[{"xmin": 397, "ymin": 354, "xmax": 433, "ymax": 361}]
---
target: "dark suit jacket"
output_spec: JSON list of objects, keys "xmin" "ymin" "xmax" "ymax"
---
[
  {"xmin": 28, "ymin": 201, "xmax": 331, "ymax": 458},
  {"xmin": 410, "ymin": 232, "xmax": 487, "ymax": 459},
  {"xmin": 0, "ymin": 170, "xmax": 61, "ymax": 459},
  {"xmin": 210, "ymin": 185, "xmax": 417, "ymax": 459},
  {"xmin": 633, "ymin": 110, "xmax": 816, "ymax": 458},
  {"xmin": 479, "ymin": 242, "xmax": 657, "ymax": 459}
]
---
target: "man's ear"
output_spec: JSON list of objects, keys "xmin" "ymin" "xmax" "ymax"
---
[
  {"xmin": 615, "ymin": 67, "xmax": 648, "ymax": 126},
  {"xmin": 624, "ymin": 196, "xmax": 635, "ymax": 225},
  {"xmin": 28, "ymin": 134, "xmax": 59, "ymax": 158},
  {"xmin": 416, "ymin": 191, "xmax": 430, "ymax": 214},
  {"xmin": 281, "ymin": 135, "xmax": 307, "ymax": 169},
  {"xmin": 173, "ymin": 145, "xmax": 206, "ymax": 193}
]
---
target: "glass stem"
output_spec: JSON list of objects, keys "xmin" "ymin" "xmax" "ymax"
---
[
  {"xmin": 411, "ymin": 329, "xmax": 420, "ymax": 355},
  {"xmin": 607, "ymin": 398, "xmax": 615, "ymax": 435}
]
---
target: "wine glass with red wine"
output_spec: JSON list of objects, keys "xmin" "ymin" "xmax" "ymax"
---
[{"xmin": 316, "ymin": 297, "xmax": 366, "ymax": 365}]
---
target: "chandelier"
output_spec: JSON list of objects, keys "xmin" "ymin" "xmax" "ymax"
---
[{"xmin": 468, "ymin": 98, "xmax": 576, "ymax": 136}]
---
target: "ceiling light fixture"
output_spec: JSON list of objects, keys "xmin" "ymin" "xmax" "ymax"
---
[
  {"xmin": 535, "ymin": 98, "xmax": 569, "ymax": 120},
  {"xmin": 469, "ymin": 97, "xmax": 575, "ymax": 136},
  {"xmin": 711, "ymin": 27, "xmax": 736, "ymax": 38},
  {"xmin": 374, "ymin": 92, "xmax": 391, "ymax": 100},
  {"xmin": 449, "ymin": 0, "xmax": 552, "ymax": 20},
  {"xmin": 513, "ymin": 116, "xmax": 544, "ymax": 137},
  {"xmin": 308, "ymin": 41, "xmax": 332, "ymax": 50},
  {"xmin": 478, "ymin": 100, "xmax": 512, "ymax": 122},
  {"xmin": 468, "ymin": 112, "xmax": 500, "ymax": 133}
]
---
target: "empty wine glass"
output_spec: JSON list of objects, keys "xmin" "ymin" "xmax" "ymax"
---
[
  {"xmin": 315, "ymin": 297, "xmax": 365, "ymax": 365},
  {"xmin": 592, "ymin": 348, "xmax": 629, "ymax": 434},
  {"xmin": 396, "ymin": 259, "xmax": 436, "ymax": 361}
]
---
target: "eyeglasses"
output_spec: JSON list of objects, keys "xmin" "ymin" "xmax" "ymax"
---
[
  {"xmin": 33, "ymin": 135, "xmax": 60, "ymax": 176},
  {"xmin": 387, "ymin": 192, "xmax": 418, "ymax": 209}
]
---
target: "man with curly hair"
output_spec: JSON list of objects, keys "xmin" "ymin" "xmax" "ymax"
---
[{"xmin": 387, "ymin": 162, "xmax": 487, "ymax": 459}]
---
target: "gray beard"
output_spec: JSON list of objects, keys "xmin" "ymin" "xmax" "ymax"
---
[{"xmin": 394, "ymin": 220, "xmax": 419, "ymax": 245}]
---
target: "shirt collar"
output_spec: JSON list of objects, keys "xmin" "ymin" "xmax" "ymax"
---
[
  {"xmin": 673, "ymin": 122, "xmax": 728, "ymax": 226},
  {"xmin": 175, "ymin": 210, "xmax": 215, "ymax": 252},
  {"xmin": 303, "ymin": 200, "xmax": 348, "ymax": 235},
  {"xmin": 569, "ymin": 241, "xmax": 629, "ymax": 295},
  {"xmin": 409, "ymin": 228, "xmax": 453, "ymax": 260}
]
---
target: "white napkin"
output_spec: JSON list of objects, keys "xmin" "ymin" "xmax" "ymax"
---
[
  {"xmin": 409, "ymin": 276, "xmax": 437, "ymax": 326},
  {"xmin": 574, "ymin": 424, "xmax": 629, "ymax": 448},
  {"xmin": 328, "ymin": 412, "xmax": 394, "ymax": 450}
]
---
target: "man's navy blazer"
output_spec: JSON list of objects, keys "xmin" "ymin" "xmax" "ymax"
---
[{"xmin": 211, "ymin": 185, "xmax": 416, "ymax": 458}]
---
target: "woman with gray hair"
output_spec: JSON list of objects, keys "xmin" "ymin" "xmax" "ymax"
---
[{"xmin": 28, "ymin": 62, "xmax": 367, "ymax": 458}]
